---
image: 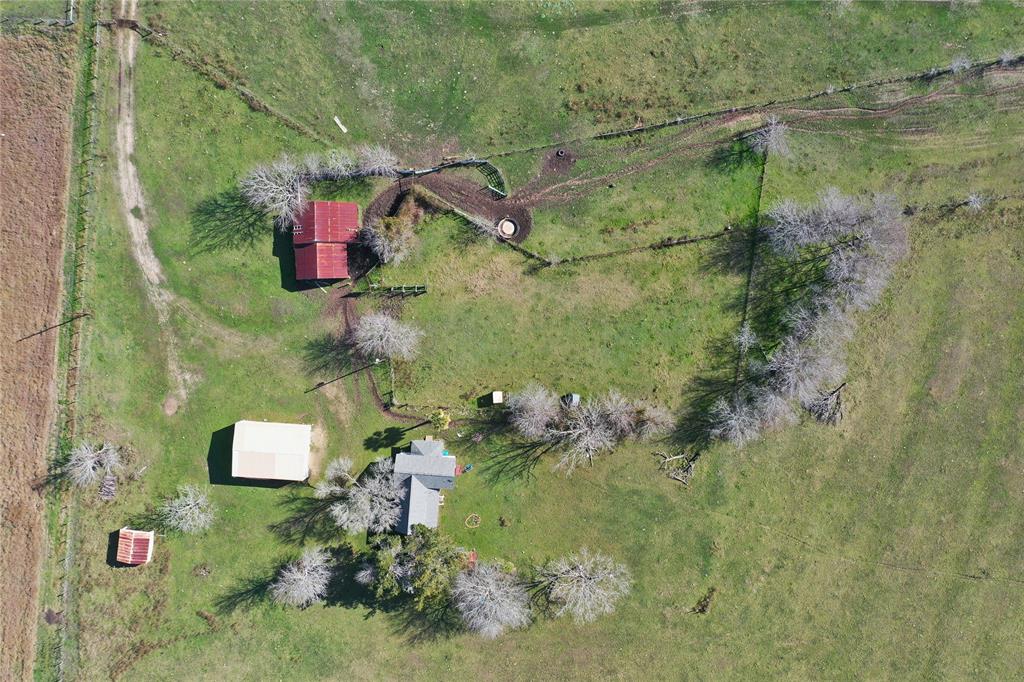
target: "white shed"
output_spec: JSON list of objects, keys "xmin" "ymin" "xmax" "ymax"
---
[{"xmin": 231, "ymin": 420, "xmax": 311, "ymax": 481}]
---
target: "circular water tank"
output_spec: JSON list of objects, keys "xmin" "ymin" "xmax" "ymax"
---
[{"xmin": 498, "ymin": 219, "xmax": 518, "ymax": 238}]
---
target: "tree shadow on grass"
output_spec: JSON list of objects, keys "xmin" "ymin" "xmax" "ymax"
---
[
  {"xmin": 481, "ymin": 440, "xmax": 556, "ymax": 485},
  {"xmin": 303, "ymin": 332, "xmax": 354, "ymax": 377},
  {"xmin": 190, "ymin": 189, "xmax": 272, "ymax": 254},
  {"xmin": 214, "ymin": 568, "xmax": 277, "ymax": 614},
  {"xmin": 705, "ymin": 141, "xmax": 760, "ymax": 174},
  {"xmin": 387, "ymin": 600, "xmax": 463, "ymax": 644},
  {"xmin": 267, "ymin": 490, "xmax": 341, "ymax": 546},
  {"xmin": 363, "ymin": 426, "xmax": 407, "ymax": 452}
]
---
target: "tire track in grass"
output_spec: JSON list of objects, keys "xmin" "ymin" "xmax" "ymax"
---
[{"xmin": 113, "ymin": 0, "xmax": 244, "ymax": 414}]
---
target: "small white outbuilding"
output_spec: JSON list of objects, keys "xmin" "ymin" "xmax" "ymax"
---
[{"xmin": 231, "ymin": 420, "xmax": 311, "ymax": 481}]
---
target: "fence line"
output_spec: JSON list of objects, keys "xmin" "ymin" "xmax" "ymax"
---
[
  {"xmin": 52, "ymin": 11, "xmax": 102, "ymax": 681},
  {"xmin": 483, "ymin": 50, "xmax": 1023, "ymax": 162}
]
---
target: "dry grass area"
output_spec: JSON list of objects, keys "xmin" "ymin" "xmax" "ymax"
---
[{"xmin": 0, "ymin": 31, "xmax": 76, "ymax": 679}]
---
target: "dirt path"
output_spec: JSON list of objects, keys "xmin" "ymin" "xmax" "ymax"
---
[
  {"xmin": 114, "ymin": 0, "xmax": 246, "ymax": 413},
  {"xmin": 114, "ymin": 0, "xmax": 189, "ymax": 414}
]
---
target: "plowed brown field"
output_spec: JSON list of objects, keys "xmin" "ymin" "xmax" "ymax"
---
[{"xmin": 0, "ymin": 32, "xmax": 76, "ymax": 679}]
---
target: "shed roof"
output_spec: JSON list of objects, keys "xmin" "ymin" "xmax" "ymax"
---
[
  {"xmin": 294, "ymin": 242, "xmax": 349, "ymax": 280},
  {"xmin": 293, "ymin": 201, "xmax": 360, "ymax": 245},
  {"xmin": 116, "ymin": 527, "xmax": 154, "ymax": 565},
  {"xmin": 231, "ymin": 420, "xmax": 311, "ymax": 481},
  {"xmin": 397, "ymin": 476, "xmax": 441, "ymax": 534}
]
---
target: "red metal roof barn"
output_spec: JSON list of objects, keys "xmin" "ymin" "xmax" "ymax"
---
[
  {"xmin": 294, "ymin": 243, "xmax": 350, "ymax": 280},
  {"xmin": 293, "ymin": 201, "xmax": 359, "ymax": 245},
  {"xmin": 292, "ymin": 201, "xmax": 360, "ymax": 281}
]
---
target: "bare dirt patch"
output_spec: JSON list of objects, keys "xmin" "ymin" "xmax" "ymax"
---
[
  {"xmin": 0, "ymin": 31, "xmax": 77, "ymax": 680},
  {"xmin": 540, "ymin": 147, "xmax": 578, "ymax": 176},
  {"xmin": 365, "ymin": 173, "xmax": 534, "ymax": 244}
]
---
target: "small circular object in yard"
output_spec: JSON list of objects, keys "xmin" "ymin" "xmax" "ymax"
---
[
  {"xmin": 556, "ymin": 149, "xmax": 566, "ymax": 158},
  {"xmin": 465, "ymin": 513, "xmax": 482, "ymax": 528},
  {"xmin": 498, "ymin": 218, "xmax": 518, "ymax": 238}
]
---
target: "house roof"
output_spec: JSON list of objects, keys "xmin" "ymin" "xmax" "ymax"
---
[
  {"xmin": 410, "ymin": 439, "xmax": 445, "ymax": 458},
  {"xmin": 294, "ymin": 242, "xmax": 349, "ymax": 280},
  {"xmin": 293, "ymin": 201, "xmax": 360, "ymax": 245},
  {"xmin": 397, "ymin": 476, "xmax": 441, "ymax": 534},
  {"xmin": 116, "ymin": 527, "xmax": 154, "ymax": 565},
  {"xmin": 394, "ymin": 440, "xmax": 457, "ymax": 483},
  {"xmin": 393, "ymin": 439, "xmax": 456, "ymax": 534},
  {"xmin": 231, "ymin": 420, "xmax": 311, "ymax": 481}
]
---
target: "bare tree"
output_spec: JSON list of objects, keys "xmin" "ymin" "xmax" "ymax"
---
[
  {"xmin": 314, "ymin": 457, "xmax": 353, "ymax": 499},
  {"xmin": 359, "ymin": 222, "xmax": 414, "ymax": 265},
  {"xmin": 599, "ymin": 390, "xmax": 639, "ymax": 439},
  {"xmin": 270, "ymin": 547, "xmax": 333, "ymax": 608},
  {"xmin": 506, "ymin": 383, "xmax": 560, "ymax": 441},
  {"xmin": 751, "ymin": 385, "xmax": 798, "ymax": 429},
  {"xmin": 966, "ymin": 193, "xmax": 986, "ymax": 212},
  {"xmin": 635, "ymin": 403, "xmax": 674, "ymax": 441},
  {"xmin": 329, "ymin": 458, "xmax": 405, "ymax": 534},
  {"xmin": 159, "ymin": 484, "xmax": 215, "ymax": 533},
  {"xmin": 749, "ymin": 115, "xmax": 791, "ymax": 157},
  {"xmin": 951, "ymin": 55, "xmax": 972, "ymax": 74},
  {"xmin": 735, "ymin": 321, "xmax": 758, "ymax": 354},
  {"xmin": 66, "ymin": 442, "xmax": 121, "ymax": 489},
  {"xmin": 239, "ymin": 155, "xmax": 307, "ymax": 225},
  {"xmin": 804, "ymin": 383, "xmax": 845, "ymax": 425},
  {"xmin": 709, "ymin": 394, "xmax": 761, "ymax": 446},
  {"xmin": 357, "ymin": 144, "xmax": 399, "ymax": 178},
  {"xmin": 452, "ymin": 563, "xmax": 531, "ymax": 638},
  {"xmin": 766, "ymin": 199, "xmax": 817, "ymax": 255},
  {"xmin": 321, "ymin": 149, "xmax": 356, "ymax": 180},
  {"xmin": 768, "ymin": 337, "xmax": 846, "ymax": 405},
  {"xmin": 350, "ymin": 313, "xmax": 424, "ymax": 362},
  {"xmin": 550, "ymin": 401, "xmax": 618, "ymax": 473},
  {"xmin": 537, "ymin": 549, "xmax": 632, "ymax": 624},
  {"xmin": 354, "ymin": 563, "xmax": 377, "ymax": 587}
]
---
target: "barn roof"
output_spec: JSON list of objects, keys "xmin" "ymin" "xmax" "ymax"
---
[
  {"xmin": 294, "ymin": 242, "xmax": 349, "ymax": 280},
  {"xmin": 293, "ymin": 201, "xmax": 360, "ymax": 245},
  {"xmin": 116, "ymin": 527, "xmax": 154, "ymax": 565},
  {"xmin": 231, "ymin": 420, "xmax": 311, "ymax": 481}
]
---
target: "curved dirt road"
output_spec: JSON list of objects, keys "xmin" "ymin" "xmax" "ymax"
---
[{"xmin": 115, "ymin": 0, "xmax": 190, "ymax": 414}]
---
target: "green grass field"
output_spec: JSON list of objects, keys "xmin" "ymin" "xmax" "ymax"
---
[{"xmin": 50, "ymin": 1, "xmax": 1024, "ymax": 679}]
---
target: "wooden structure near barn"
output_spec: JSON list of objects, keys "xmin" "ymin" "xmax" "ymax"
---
[{"xmin": 293, "ymin": 201, "xmax": 360, "ymax": 281}]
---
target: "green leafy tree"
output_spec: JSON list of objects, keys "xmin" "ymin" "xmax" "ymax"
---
[
  {"xmin": 430, "ymin": 409, "xmax": 452, "ymax": 432},
  {"xmin": 356, "ymin": 526, "xmax": 465, "ymax": 611}
]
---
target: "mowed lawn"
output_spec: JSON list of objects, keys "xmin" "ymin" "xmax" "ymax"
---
[{"xmin": 60, "ymin": 3, "xmax": 1024, "ymax": 680}]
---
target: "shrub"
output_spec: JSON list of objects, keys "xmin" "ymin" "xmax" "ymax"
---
[{"xmin": 159, "ymin": 484, "xmax": 215, "ymax": 533}]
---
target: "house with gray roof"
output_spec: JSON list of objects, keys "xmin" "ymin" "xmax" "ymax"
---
[{"xmin": 393, "ymin": 437, "xmax": 458, "ymax": 535}]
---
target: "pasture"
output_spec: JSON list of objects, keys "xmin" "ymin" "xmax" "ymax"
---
[{"xmin": 47, "ymin": 2, "xmax": 1024, "ymax": 680}]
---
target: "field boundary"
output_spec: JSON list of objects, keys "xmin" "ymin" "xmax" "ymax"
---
[{"xmin": 42, "ymin": 2, "xmax": 101, "ymax": 679}]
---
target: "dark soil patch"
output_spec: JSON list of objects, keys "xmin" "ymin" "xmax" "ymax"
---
[
  {"xmin": 541, "ymin": 147, "xmax": 578, "ymax": 176},
  {"xmin": 365, "ymin": 173, "xmax": 533, "ymax": 244}
]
